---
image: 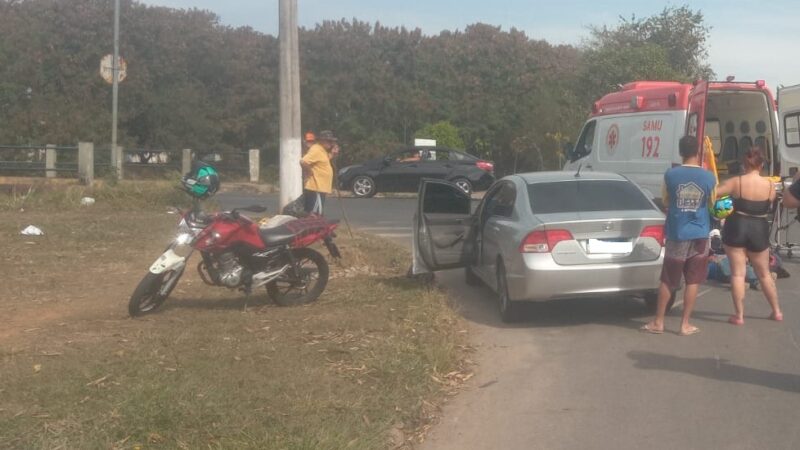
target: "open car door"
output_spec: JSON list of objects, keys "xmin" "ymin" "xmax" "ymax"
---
[
  {"xmin": 778, "ymin": 84, "xmax": 800, "ymax": 168},
  {"xmin": 686, "ymin": 80, "xmax": 709, "ymax": 165},
  {"xmin": 412, "ymin": 179, "xmax": 475, "ymax": 273}
]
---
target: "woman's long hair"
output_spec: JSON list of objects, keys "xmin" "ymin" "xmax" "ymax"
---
[{"xmin": 743, "ymin": 146, "xmax": 765, "ymax": 172}]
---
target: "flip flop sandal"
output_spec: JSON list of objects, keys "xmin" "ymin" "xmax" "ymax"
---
[
  {"xmin": 769, "ymin": 312, "xmax": 784, "ymax": 322},
  {"xmin": 640, "ymin": 323, "xmax": 664, "ymax": 334},
  {"xmin": 728, "ymin": 315, "xmax": 744, "ymax": 326},
  {"xmin": 679, "ymin": 327, "xmax": 700, "ymax": 336}
]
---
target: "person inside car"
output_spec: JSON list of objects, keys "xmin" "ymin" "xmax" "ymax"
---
[{"xmin": 398, "ymin": 150, "xmax": 422, "ymax": 162}]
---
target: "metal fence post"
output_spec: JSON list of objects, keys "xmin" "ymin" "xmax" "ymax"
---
[
  {"xmin": 78, "ymin": 142, "xmax": 94, "ymax": 186},
  {"xmin": 45, "ymin": 144, "xmax": 56, "ymax": 178},
  {"xmin": 182, "ymin": 149, "xmax": 192, "ymax": 175},
  {"xmin": 249, "ymin": 149, "xmax": 260, "ymax": 183}
]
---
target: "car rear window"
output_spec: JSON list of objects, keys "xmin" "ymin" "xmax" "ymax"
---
[
  {"xmin": 449, "ymin": 151, "xmax": 477, "ymax": 161},
  {"xmin": 527, "ymin": 180, "xmax": 654, "ymax": 214},
  {"xmin": 426, "ymin": 150, "xmax": 476, "ymax": 161}
]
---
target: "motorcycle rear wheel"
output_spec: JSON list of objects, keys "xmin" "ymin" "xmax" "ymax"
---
[
  {"xmin": 128, "ymin": 269, "xmax": 183, "ymax": 317},
  {"xmin": 267, "ymin": 247, "xmax": 329, "ymax": 306}
]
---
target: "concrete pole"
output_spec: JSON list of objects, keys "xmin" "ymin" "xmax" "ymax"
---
[
  {"xmin": 111, "ymin": 0, "xmax": 121, "ymax": 180},
  {"xmin": 279, "ymin": 0, "xmax": 302, "ymax": 209},
  {"xmin": 116, "ymin": 145, "xmax": 124, "ymax": 179},
  {"xmin": 78, "ymin": 142, "xmax": 94, "ymax": 186},
  {"xmin": 45, "ymin": 144, "xmax": 56, "ymax": 178},
  {"xmin": 182, "ymin": 148, "xmax": 192, "ymax": 175},
  {"xmin": 249, "ymin": 149, "xmax": 260, "ymax": 183}
]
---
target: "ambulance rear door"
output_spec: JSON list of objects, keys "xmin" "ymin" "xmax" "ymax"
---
[
  {"xmin": 778, "ymin": 84, "xmax": 800, "ymax": 168},
  {"xmin": 686, "ymin": 81, "xmax": 709, "ymax": 164}
]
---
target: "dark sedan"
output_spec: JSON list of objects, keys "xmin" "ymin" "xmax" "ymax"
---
[{"xmin": 337, "ymin": 147, "xmax": 495, "ymax": 197}]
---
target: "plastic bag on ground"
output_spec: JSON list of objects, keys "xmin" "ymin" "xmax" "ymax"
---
[{"xmin": 20, "ymin": 225, "xmax": 44, "ymax": 236}]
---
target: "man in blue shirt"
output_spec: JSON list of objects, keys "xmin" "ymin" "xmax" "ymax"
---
[{"xmin": 643, "ymin": 135, "xmax": 716, "ymax": 336}]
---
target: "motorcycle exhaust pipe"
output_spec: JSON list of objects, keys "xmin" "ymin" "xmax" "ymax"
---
[{"xmin": 251, "ymin": 265, "xmax": 291, "ymax": 289}]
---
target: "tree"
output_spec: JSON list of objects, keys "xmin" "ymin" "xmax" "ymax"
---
[
  {"xmin": 579, "ymin": 5, "xmax": 714, "ymax": 103},
  {"xmin": 414, "ymin": 121, "xmax": 464, "ymax": 149}
]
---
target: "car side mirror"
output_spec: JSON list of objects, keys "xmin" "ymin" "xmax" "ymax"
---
[{"xmin": 383, "ymin": 156, "xmax": 392, "ymax": 166}]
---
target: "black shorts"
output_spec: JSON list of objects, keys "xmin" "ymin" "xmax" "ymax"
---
[
  {"xmin": 303, "ymin": 189, "xmax": 326, "ymax": 215},
  {"xmin": 722, "ymin": 214, "xmax": 770, "ymax": 252},
  {"xmin": 789, "ymin": 178, "xmax": 800, "ymax": 200}
]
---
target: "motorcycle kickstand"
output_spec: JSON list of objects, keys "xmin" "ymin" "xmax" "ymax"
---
[{"xmin": 241, "ymin": 284, "xmax": 253, "ymax": 313}]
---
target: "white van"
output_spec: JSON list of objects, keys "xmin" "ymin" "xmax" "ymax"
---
[{"xmin": 564, "ymin": 80, "xmax": 800, "ymax": 205}]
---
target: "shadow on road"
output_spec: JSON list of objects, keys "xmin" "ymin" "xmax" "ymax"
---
[
  {"xmin": 628, "ymin": 351, "xmax": 800, "ymax": 394},
  {"xmin": 436, "ymin": 270, "xmax": 653, "ymax": 330}
]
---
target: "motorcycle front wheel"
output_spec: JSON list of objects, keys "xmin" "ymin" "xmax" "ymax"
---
[
  {"xmin": 267, "ymin": 247, "xmax": 329, "ymax": 306},
  {"xmin": 128, "ymin": 269, "xmax": 183, "ymax": 317}
]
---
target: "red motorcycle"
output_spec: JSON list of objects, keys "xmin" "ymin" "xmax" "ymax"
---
[{"xmin": 128, "ymin": 203, "xmax": 340, "ymax": 316}]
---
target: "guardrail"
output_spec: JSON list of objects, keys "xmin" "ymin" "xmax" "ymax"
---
[
  {"xmin": 0, "ymin": 144, "xmax": 264, "ymax": 186},
  {"xmin": 0, "ymin": 144, "xmax": 79, "ymax": 176}
]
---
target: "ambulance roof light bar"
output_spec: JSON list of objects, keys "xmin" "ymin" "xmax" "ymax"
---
[{"xmin": 629, "ymin": 95, "xmax": 644, "ymax": 110}]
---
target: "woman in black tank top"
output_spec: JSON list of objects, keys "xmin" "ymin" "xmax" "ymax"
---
[{"xmin": 715, "ymin": 147, "xmax": 782, "ymax": 325}]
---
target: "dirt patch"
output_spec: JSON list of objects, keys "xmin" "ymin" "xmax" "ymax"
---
[{"xmin": 1, "ymin": 209, "xmax": 174, "ymax": 342}]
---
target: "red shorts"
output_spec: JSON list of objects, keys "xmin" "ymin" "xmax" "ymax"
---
[{"xmin": 660, "ymin": 239, "xmax": 709, "ymax": 290}]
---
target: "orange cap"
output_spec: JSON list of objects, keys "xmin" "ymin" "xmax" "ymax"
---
[{"xmin": 304, "ymin": 131, "xmax": 316, "ymax": 142}]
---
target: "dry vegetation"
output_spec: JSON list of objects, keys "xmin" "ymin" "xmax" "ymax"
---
[{"xmin": 0, "ymin": 185, "xmax": 470, "ymax": 449}]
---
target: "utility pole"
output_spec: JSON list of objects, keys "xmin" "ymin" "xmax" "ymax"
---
[
  {"xmin": 279, "ymin": 0, "xmax": 302, "ymax": 209},
  {"xmin": 111, "ymin": 0, "xmax": 121, "ymax": 179}
]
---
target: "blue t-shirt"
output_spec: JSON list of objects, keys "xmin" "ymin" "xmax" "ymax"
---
[{"xmin": 663, "ymin": 165, "xmax": 716, "ymax": 241}]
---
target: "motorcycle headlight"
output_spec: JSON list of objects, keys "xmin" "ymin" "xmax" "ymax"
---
[
  {"xmin": 177, "ymin": 218, "xmax": 191, "ymax": 234},
  {"xmin": 175, "ymin": 232, "xmax": 194, "ymax": 245}
]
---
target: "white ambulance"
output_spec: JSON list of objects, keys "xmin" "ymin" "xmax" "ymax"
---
[{"xmin": 563, "ymin": 80, "xmax": 800, "ymax": 205}]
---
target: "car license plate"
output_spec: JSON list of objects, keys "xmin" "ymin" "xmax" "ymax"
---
[{"xmin": 587, "ymin": 239, "xmax": 632, "ymax": 254}]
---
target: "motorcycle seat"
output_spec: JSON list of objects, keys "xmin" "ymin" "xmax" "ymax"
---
[{"xmin": 260, "ymin": 225, "xmax": 295, "ymax": 246}]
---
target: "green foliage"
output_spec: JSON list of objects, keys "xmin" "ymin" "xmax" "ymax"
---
[
  {"xmin": 0, "ymin": 2, "xmax": 714, "ymax": 176},
  {"xmin": 579, "ymin": 4, "xmax": 713, "ymax": 103},
  {"xmin": 414, "ymin": 121, "xmax": 465, "ymax": 149}
]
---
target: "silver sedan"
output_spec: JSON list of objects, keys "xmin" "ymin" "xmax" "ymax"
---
[{"xmin": 413, "ymin": 171, "xmax": 666, "ymax": 322}]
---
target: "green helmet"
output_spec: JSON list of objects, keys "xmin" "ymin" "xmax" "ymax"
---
[{"xmin": 182, "ymin": 162, "xmax": 220, "ymax": 199}]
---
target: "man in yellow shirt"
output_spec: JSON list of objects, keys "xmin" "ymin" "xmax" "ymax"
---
[{"xmin": 300, "ymin": 130, "xmax": 339, "ymax": 215}]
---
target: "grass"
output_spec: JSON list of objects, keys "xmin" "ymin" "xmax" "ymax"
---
[
  {"xmin": 0, "ymin": 176, "xmax": 191, "ymax": 212},
  {"xmin": 0, "ymin": 207, "xmax": 468, "ymax": 449}
]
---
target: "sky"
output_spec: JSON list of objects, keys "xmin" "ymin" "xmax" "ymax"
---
[{"xmin": 140, "ymin": 0, "xmax": 799, "ymax": 93}]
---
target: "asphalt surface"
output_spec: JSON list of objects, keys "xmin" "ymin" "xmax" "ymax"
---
[{"xmin": 221, "ymin": 192, "xmax": 800, "ymax": 450}]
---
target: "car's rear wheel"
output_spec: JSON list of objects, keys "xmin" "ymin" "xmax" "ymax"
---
[
  {"xmin": 352, "ymin": 175, "xmax": 376, "ymax": 198},
  {"xmin": 644, "ymin": 289, "xmax": 677, "ymax": 313},
  {"xmin": 497, "ymin": 264, "xmax": 518, "ymax": 323},
  {"xmin": 452, "ymin": 177, "xmax": 472, "ymax": 196}
]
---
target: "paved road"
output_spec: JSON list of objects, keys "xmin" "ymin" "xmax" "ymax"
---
[
  {"xmin": 217, "ymin": 192, "xmax": 416, "ymax": 242},
  {"xmin": 222, "ymin": 192, "xmax": 800, "ymax": 450}
]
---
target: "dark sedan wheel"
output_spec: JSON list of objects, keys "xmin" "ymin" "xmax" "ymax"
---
[
  {"xmin": 452, "ymin": 177, "xmax": 472, "ymax": 195},
  {"xmin": 352, "ymin": 175, "xmax": 376, "ymax": 198}
]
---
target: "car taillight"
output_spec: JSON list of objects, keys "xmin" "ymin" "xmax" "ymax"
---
[
  {"xmin": 640, "ymin": 225, "xmax": 665, "ymax": 246},
  {"xmin": 519, "ymin": 229, "xmax": 573, "ymax": 253},
  {"xmin": 476, "ymin": 160, "xmax": 494, "ymax": 172}
]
